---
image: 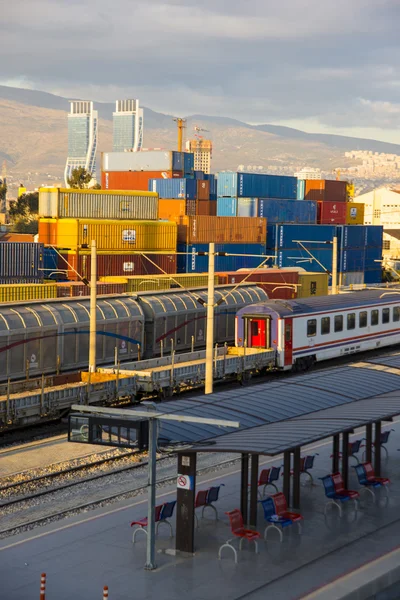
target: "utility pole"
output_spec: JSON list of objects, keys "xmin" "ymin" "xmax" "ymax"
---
[
  {"xmin": 332, "ymin": 236, "xmax": 338, "ymax": 294},
  {"xmin": 89, "ymin": 240, "xmax": 97, "ymax": 372},
  {"xmin": 205, "ymin": 243, "xmax": 215, "ymax": 394}
]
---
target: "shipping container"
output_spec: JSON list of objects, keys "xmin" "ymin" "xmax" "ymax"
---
[
  {"xmin": 196, "ymin": 180, "xmax": 210, "ymax": 201},
  {"xmin": 184, "ymin": 152, "xmax": 195, "ymax": 177},
  {"xmin": 60, "ymin": 252, "xmax": 177, "ymax": 281},
  {"xmin": 217, "ymin": 197, "xmax": 237, "ymax": 217},
  {"xmin": 43, "ymin": 247, "xmax": 61, "ymax": 279},
  {"xmin": 0, "ymin": 242, "xmax": 44, "ymax": 279},
  {"xmin": 304, "ymin": 179, "xmax": 347, "ymax": 202},
  {"xmin": 297, "ymin": 179, "xmax": 305, "ymax": 200},
  {"xmin": 339, "ymin": 248, "xmax": 365, "ymax": 272},
  {"xmin": 177, "ymin": 243, "xmax": 267, "ymax": 273},
  {"xmin": 221, "ymin": 269, "xmax": 299, "ymax": 299},
  {"xmin": 317, "ymin": 201, "xmax": 347, "ymax": 224},
  {"xmin": 345, "ymin": 203, "xmax": 365, "ymax": 225},
  {"xmin": 205, "ymin": 173, "xmax": 217, "ymax": 200},
  {"xmin": 148, "ymin": 178, "xmax": 197, "ymax": 200},
  {"xmin": 196, "ymin": 200, "xmax": 214, "ymax": 216},
  {"xmin": 101, "ymin": 170, "xmax": 183, "ymax": 191},
  {"xmin": 101, "ymin": 150, "xmax": 189, "ymax": 173},
  {"xmin": 237, "ymin": 198, "xmax": 258, "ymax": 217},
  {"xmin": 0, "ymin": 282, "xmax": 57, "ymax": 303},
  {"xmin": 56, "ymin": 281, "xmax": 127, "ymax": 297},
  {"xmin": 39, "ymin": 218, "xmax": 177, "ymax": 252},
  {"xmin": 365, "ymin": 247, "xmax": 382, "ymax": 270},
  {"xmin": 276, "ymin": 248, "xmax": 333, "ymax": 273},
  {"xmin": 121, "ymin": 273, "xmax": 218, "ymax": 292},
  {"xmin": 39, "ymin": 188, "xmax": 159, "ymax": 220},
  {"xmin": 366, "ymin": 225, "xmax": 383, "ymax": 248},
  {"xmin": 267, "ymin": 224, "xmax": 336, "ymax": 250},
  {"xmin": 217, "ymin": 172, "xmax": 297, "ymax": 199},
  {"xmin": 158, "ymin": 199, "xmax": 186, "ymax": 220},
  {"xmin": 336, "ymin": 225, "xmax": 367, "ymax": 249},
  {"xmin": 338, "ymin": 272, "xmax": 364, "ymax": 286},
  {"xmin": 258, "ymin": 199, "xmax": 317, "ymax": 224},
  {"xmin": 175, "ymin": 216, "xmax": 267, "ymax": 244},
  {"xmin": 195, "ymin": 171, "xmax": 205, "ymax": 180},
  {"xmin": 364, "ymin": 269, "xmax": 382, "ymax": 284},
  {"xmin": 297, "ymin": 271, "xmax": 329, "ymax": 298}
]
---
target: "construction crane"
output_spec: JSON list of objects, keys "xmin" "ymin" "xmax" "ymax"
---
[
  {"xmin": 173, "ymin": 118, "xmax": 186, "ymax": 152},
  {"xmin": 0, "ymin": 161, "xmax": 6, "ymax": 213}
]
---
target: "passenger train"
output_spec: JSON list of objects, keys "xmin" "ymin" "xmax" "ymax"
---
[
  {"xmin": 0, "ymin": 285, "xmax": 267, "ymax": 382},
  {"xmin": 236, "ymin": 290, "xmax": 400, "ymax": 371}
]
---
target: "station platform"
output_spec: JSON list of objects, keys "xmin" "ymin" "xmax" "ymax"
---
[{"xmin": 2, "ymin": 421, "xmax": 400, "ymax": 599}]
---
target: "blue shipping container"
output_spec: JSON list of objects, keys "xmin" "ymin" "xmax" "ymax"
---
[
  {"xmin": 339, "ymin": 248, "xmax": 366, "ymax": 273},
  {"xmin": 237, "ymin": 198, "xmax": 258, "ymax": 217},
  {"xmin": 365, "ymin": 246, "xmax": 382, "ymax": 269},
  {"xmin": 258, "ymin": 199, "xmax": 317, "ymax": 224},
  {"xmin": 217, "ymin": 197, "xmax": 237, "ymax": 217},
  {"xmin": 267, "ymin": 224, "xmax": 336, "ymax": 250},
  {"xmin": 366, "ymin": 225, "xmax": 383, "ymax": 248},
  {"xmin": 183, "ymin": 152, "xmax": 195, "ymax": 176},
  {"xmin": 148, "ymin": 178, "xmax": 197, "ymax": 200},
  {"xmin": 177, "ymin": 243, "xmax": 267, "ymax": 273},
  {"xmin": 336, "ymin": 225, "xmax": 367, "ymax": 249},
  {"xmin": 172, "ymin": 152, "xmax": 184, "ymax": 171},
  {"xmin": 205, "ymin": 173, "xmax": 217, "ymax": 200},
  {"xmin": 297, "ymin": 179, "xmax": 305, "ymax": 200},
  {"xmin": 364, "ymin": 269, "xmax": 382, "ymax": 284},
  {"xmin": 276, "ymin": 248, "xmax": 333, "ymax": 273},
  {"xmin": 43, "ymin": 247, "xmax": 59, "ymax": 279},
  {"xmin": 195, "ymin": 171, "xmax": 205, "ymax": 179},
  {"xmin": 217, "ymin": 172, "xmax": 297, "ymax": 199}
]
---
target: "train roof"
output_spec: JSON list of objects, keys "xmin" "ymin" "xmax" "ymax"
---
[{"xmin": 237, "ymin": 288, "xmax": 400, "ymax": 318}]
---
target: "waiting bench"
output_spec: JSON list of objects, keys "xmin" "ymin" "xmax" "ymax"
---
[
  {"xmin": 218, "ymin": 509, "xmax": 261, "ymax": 563},
  {"xmin": 354, "ymin": 462, "xmax": 390, "ymax": 499},
  {"xmin": 194, "ymin": 484, "xmax": 224, "ymax": 527},
  {"xmin": 320, "ymin": 473, "xmax": 359, "ymax": 516},
  {"xmin": 251, "ymin": 467, "xmax": 281, "ymax": 499},
  {"xmin": 130, "ymin": 500, "xmax": 176, "ymax": 543},
  {"xmin": 260, "ymin": 492, "xmax": 303, "ymax": 542}
]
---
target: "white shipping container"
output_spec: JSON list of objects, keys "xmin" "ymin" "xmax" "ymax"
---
[
  {"xmin": 38, "ymin": 188, "xmax": 159, "ymax": 220},
  {"xmin": 101, "ymin": 151, "xmax": 177, "ymax": 173}
]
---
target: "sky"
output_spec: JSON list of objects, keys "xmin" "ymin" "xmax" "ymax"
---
[{"xmin": 1, "ymin": 0, "xmax": 400, "ymax": 143}]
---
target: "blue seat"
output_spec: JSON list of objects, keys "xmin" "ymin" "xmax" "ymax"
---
[
  {"xmin": 260, "ymin": 496, "xmax": 300, "ymax": 542},
  {"xmin": 320, "ymin": 475, "xmax": 351, "ymax": 517},
  {"xmin": 354, "ymin": 463, "xmax": 390, "ymax": 499}
]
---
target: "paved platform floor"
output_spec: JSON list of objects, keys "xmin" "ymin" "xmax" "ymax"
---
[{"xmin": 2, "ymin": 421, "xmax": 400, "ymax": 600}]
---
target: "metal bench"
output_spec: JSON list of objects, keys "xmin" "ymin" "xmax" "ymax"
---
[
  {"xmin": 260, "ymin": 494, "xmax": 303, "ymax": 542},
  {"xmin": 194, "ymin": 484, "xmax": 224, "ymax": 528},
  {"xmin": 251, "ymin": 466, "xmax": 281, "ymax": 499},
  {"xmin": 354, "ymin": 462, "xmax": 390, "ymax": 499},
  {"xmin": 218, "ymin": 509, "xmax": 261, "ymax": 563},
  {"xmin": 130, "ymin": 500, "xmax": 176, "ymax": 543},
  {"xmin": 363, "ymin": 429, "xmax": 394, "ymax": 461},
  {"xmin": 333, "ymin": 440, "xmax": 362, "ymax": 465},
  {"xmin": 320, "ymin": 474, "xmax": 359, "ymax": 516}
]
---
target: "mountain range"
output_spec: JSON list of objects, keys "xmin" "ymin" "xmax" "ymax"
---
[{"xmin": 1, "ymin": 85, "xmax": 400, "ymax": 186}]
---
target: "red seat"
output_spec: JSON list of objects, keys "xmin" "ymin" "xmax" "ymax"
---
[
  {"xmin": 194, "ymin": 490, "xmax": 209, "ymax": 509},
  {"xmin": 130, "ymin": 504, "xmax": 163, "ymax": 528},
  {"xmin": 332, "ymin": 472, "xmax": 359, "ymax": 500},
  {"xmin": 273, "ymin": 492, "xmax": 303, "ymax": 523},
  {"xmin": 218, "ymin": 509, "xmax": 261, "ymax": 563},
  {"xmin": 363, "ymin": 462, "xmax": 390, "ymax": 486}
]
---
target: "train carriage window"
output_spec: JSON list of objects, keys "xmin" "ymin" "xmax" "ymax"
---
[
  {"xmin": 307, "ymin": 319, "xmax": 317, "ymax": 337},
  {"xmin": 334, "ymin": 315, "xmax": 343, "ymax": 332},
  {"xmin": 347, "ymin": 313, "xmax": 356, "ymax": 330},
  {"xmin": 382, "ymin": 308, "xmax": 390, "ymax": 324},
  {"xmin": 359, "ymin": 311, "xmax": 367, "ymax": 328},
  {"xmin": 321, "ymin": 317, "xmax": 330, "ymax": 335},
  {"xmin": 393, "ymin": 307, "xmax": 400, "ymax": 322},
  {"xmin": 371, "ymin": 310, "xmax": 379, "ymax": 326}
]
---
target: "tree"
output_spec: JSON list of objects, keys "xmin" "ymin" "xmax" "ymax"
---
[
  {"xmin": 13, "ymin": 219, "xmax": 38, "ymax": 234},
  {"xmin": 67, "ymin": 167, "xmax": 93, "ymax": 189},
  {"xmin": 0, "ymin": 182, "xmax": 6, "ymax": 203},
  {"xmin": 9, "ymin": 192, "xmax": 38, "ymax": 219}
]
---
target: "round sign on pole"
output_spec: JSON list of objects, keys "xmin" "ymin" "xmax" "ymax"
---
[{"xmin": 177, "ymin": 474, "xmax": 192, "ymax": 490}]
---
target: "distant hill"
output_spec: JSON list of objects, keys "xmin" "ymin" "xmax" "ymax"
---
[{"xmin": 1, "ymin": 85, "xmax": 400, "ymax": 185}]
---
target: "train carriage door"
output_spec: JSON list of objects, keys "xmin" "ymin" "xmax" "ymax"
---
[
  {"xmin": 246, "ymin": 317, "xmax": 270, "ymax": 348},
  {"xmin": 284, "ymin": 318, "xmax": 293, "ymax": 366}
]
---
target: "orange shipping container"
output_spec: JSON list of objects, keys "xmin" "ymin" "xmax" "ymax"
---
[
  {"xmin": 305, "ymin": 179, "xmax": 347, "ymax": 203},
  {"xmin": 175, "ymin": 216, "xmax": 267, "ymax": 244},
  {"xmin": 102, "ymin": 170, "xmax": 183, "ymax": 191},
  {"xmin": 158, "ymin": 199, "xmax": 186, "ymax": 220},
  {"xmin": 38, "ymin": 218, "xmax": 58, "ymax": 245}
]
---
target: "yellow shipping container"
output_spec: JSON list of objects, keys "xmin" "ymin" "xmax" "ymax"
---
[
  {"xmin": 99, "ymin": 273, "xmax": 219, "ymax": 292},
  {"xmin": 297, "ymin": 272, "xmax": 329, "ymax": 298},
  {"xmin": 0, "ymin": 283, "xmax": 57, "ymax": 303},
  {"xmin": 346, "ymin": 203, "xmax": 364, "ymax": 225},
  {"xmin": 41, "ymin": 218, "xmax": 177, "ymax": 251}
]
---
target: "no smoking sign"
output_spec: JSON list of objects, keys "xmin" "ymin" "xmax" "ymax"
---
[{"xmin": 177, "ymin": 474, "xmax": 194, "ymax": 490}]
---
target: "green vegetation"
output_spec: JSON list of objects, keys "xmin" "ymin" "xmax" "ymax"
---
[
  {"xmin": 67, "ymin": 167, "xmax": 93, "ymax": 189},
  {"xmin": 9, "ymin": 191, "xmax": 38, "ymax": 234}
]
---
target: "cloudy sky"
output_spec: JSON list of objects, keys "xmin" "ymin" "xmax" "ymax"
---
[{"xmin": 2, "ymin": 0, "xmax": 400, "ymax": 142}]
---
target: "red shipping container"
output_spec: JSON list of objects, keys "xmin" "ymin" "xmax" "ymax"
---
[
  {"xmin": 60, "ymin": 252, "xmax": 177, "ymax": 281},
  {"xmin": 218, "ymin": 269, "xmax": 299, "ymax": 300},
  {"xmin": 56, "ymin": 282, "xmax": 127, "ymax": 297},
  {"xmin": 101, "ymin": 170, "xmax": 183, "ymax": 191},
  {"xmin": 196, "ymin": 180, "xmax": 210, "ymax": 201},
  {"xmin": 305, "ymin": 179, "xmax": 347, "ymax": 202},
  {"xmin": 317, "ymin": 201, "xmax": 347, "ymax": 224}
]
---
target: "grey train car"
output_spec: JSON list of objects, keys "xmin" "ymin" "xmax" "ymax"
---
[{"xmin": 0, "ymin": 285, "xmax": 267, "ymax": 381}]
